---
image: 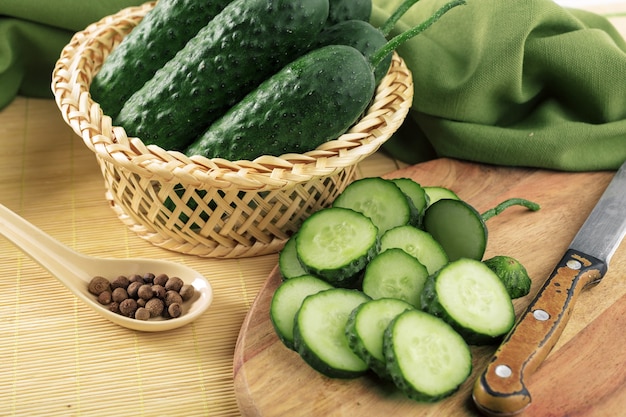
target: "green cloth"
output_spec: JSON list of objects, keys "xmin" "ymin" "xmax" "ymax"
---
[
  {"xmin": 0, "ymin": 0, "xmax": 145, "ymax": 108},
  {"xmin": 372, "ymin": 0, "xmax": 626, "ymax": 170},
  {"xmin": 1, "ymin": 0, "xmax": 625, "ymax": 171}
]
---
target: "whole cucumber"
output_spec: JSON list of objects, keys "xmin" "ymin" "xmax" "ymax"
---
[
  {"xmin": 115, "ymin": 0, "xmax": 329, "ymax": 151},
  {"xmin": 313, "ymin": 20, "xmax": 391, "ymax": 85},
  {"xmin": 327, "ymin": 0, "xmax": 371, "ymax": 26},
  {"xmin": 185, "ymin": 0, "xmax": 466, "ymax": 162},
  {"xmin": 90, "ymin": 0, "xmax": 233, "ymax": 119},
  {"xmin": 184, "ymin": 45, "xmax": 375, "ymax": 161}
]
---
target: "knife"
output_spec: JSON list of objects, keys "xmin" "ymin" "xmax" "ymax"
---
[{"xmin": 472, "ymin": 160, "xmax": 626, "ymax": 416}]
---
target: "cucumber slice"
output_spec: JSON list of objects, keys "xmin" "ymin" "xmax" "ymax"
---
[
  {"xmin": 389, "ymin": 178, "xmax": 427, "ymax": 227},
  {"xmin": 384, "ymin": 309, "xmax": 472, "ymax": 402},
  {"xmin": 379, "ymin": 225, "xmax": 448, "ymax": 275},
  {"xmin": 278, "ymin": 234, "xmax": 308, "ymax": 280},
  {"xmin": 423, "ymin": 198, "xmax": 487, "ymax": 261},
  {"xmin": 483, "ymin": 255, "xmax": 532, "ymax": 299},
  {"xmin": 333, "ymin": 177, "xmax": 412, "ymax": 236},
  {"xmin": 296, "ymin": 207, "xmax": 379, "ymax": 286},
  {"xmin": 270, "ymin": 275, "xmax": 334, "ymax": 349},
  {"xmin": 423, "ymin": 186, "xmax": 459, "ymax": 207},
  {"xmin": 390, "ymin": 178, "xmax": 428, "ymax": 214},
  {"xmin": 420, "ymin": 258, "xmax": 515, "ymax": 345},
  {"xmin": 345, "ymin": 298, "xmax": 414, "ymax": 379},
  {"xmin": 362, "ymin": 248, "xmax": 429, "ymax": 308},
  {"xmin": 293, "ymin": 288, "xmax": 371, "ymax": 378}
]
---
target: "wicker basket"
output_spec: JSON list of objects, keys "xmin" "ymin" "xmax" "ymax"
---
[{"xmin": 51, "ymin": 2, "xmax": 414, "ymax": 258}]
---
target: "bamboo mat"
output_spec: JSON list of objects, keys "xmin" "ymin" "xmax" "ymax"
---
[
  {"xmin": 1, "ymin": 3, "xmax": 624, "ymax": 416},
  {"xmin": 0, "ymin": 97, "xmax": 404, "ymax": 417}
]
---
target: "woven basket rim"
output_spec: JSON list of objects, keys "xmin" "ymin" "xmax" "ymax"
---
[{"xmin": 51, "ymin": 1, "xmax": 414, "ymax": 190}]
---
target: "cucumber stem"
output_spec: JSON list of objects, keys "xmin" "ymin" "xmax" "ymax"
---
[
  {"xmin": 370, "ymin": 0, "xmax": 466, "ymax": 68},
  {"xmin": 379, "ymin": 0, "xmax": 422, "ymax": 37},
  {"xmin": 481, "ymin": 198, "xmax": 541, "ymax": 222}
]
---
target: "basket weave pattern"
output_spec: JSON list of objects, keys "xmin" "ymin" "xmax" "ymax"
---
[{"xmin": 51, "ymin": 2, "xmax": 414, "ymax": 258}]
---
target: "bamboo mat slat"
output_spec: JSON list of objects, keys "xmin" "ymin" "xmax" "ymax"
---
[{"xmin": 0, "ymin": 4, "xmax": 623, "ymax": 416}]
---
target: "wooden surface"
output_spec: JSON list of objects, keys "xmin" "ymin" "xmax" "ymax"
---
[{"xmin": 233, "ymin": 158, "xmax": 626, "ymax": 417}]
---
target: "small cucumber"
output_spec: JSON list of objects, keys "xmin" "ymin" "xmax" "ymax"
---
[
  {"xmin": 384, "ymin": 309, "xmax": 472, "ymax": 401},
  {"xmin": 379, "ymin": 225, "xmax": 448, "ymax": 275},
  {"xmin": 293, "ymin": 288, "xmax": 371, "ymax": 378},
  {"xmin": 116, "ymin": 0, "xmax": 329, "ymax": 151},
  {"xmin": 327, "ymin": 0, "xmax": 372, "ymax": 26},
  {"xmin": 295, "ymin": 207, "xmax": 379, "ymax": 287},
  {"xmin": 312, "ymin": 20, "xmax": 391, "ymax": 84},
  {"xmin": 185, "ymin": 0, "xmax": 466, "ymax": 161},
  {"xmin": 362, "ymin": 248, "xmax": 429, "ymax": 308},
  {"xmin": 333, "ymin": 177, "xmax": 412, "ymax": 236},
  {"xmin": 423, "ymin": 198, "xmax": 487, "ymax": 261},
  {"xmin": 90, "ymin": 0, "xmax": 233, "ymax": 118},
  {"xmin": 270, "ymin": 275, "xmax": 334, "ymax": 350},
  {"xmin": 420, "ymin": 258, "xmax": 515, "ymax": 345},
  {"xmin": 185, "ymin": 45, "xmax": 375, "ymax": 160},
  {"xmin": 278, "ymin": 234, "xmax": 308, "ymax": 280},
  {"xmin": 345, "ymin": 298, "xmax": 414, "ymax": 379}
]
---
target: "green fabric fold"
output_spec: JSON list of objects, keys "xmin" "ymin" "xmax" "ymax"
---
[
  {"xmin": 372, "ymin": 0, "xmax": 626, "ymax": 170},
  {"xmin": 1, "ymin": 0, "xmax": 625, "ymax": 171}
]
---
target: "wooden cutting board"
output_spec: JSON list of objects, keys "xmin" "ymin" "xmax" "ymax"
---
[{"xmin": 233, "ymin": 158, "xmax": 626, "ymax": 417}]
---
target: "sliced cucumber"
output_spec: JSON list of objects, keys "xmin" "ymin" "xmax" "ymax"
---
[
  {"xmin": 362, "ymin": 248, "xmax": 429, "ymax": 308},
  {"xmin": 423, "ymin": 198, "xmax": 487, "ymax": 261},
  {"xmin": 379, "ymin": 225, "xmax": 448, "ymax": 275},
  {"xmin": 345, "ymin": 298, "xmax": 414, "ymax": 379},
  {"xmin": 483, "ymin": 255, "xmax": 532, "ymax": 299},
  {"xmin": 390, "ymin": 178, "xmax": 428, "ymax": 214},
  {"xmin": 420, "ymin": 258, "xmax": 515, "ymax": 345},
  {"xmin": 423, "ymin": 186, "xmax": 459, "ymax": 207},
  {"xmin": 270, "ymin": 275, "xmax": 334, "ymax": 349},
  {"xmin": 332, "ymin": 177, "xmax": 412, "ymax": 236},
  {"xmin": 293, "ymin": 288, "xmax": 371, "ymax": 378},
  {"xmin": 295, "ymin": 207, "xmax": 379, "ymax": 286},
  {"xmin": 278, "ymin": 234, "xmax": 308, "ymax": 280},
  {"xmin": 384, "ymin": 309, "xmax": 472, "ymax": 402}
]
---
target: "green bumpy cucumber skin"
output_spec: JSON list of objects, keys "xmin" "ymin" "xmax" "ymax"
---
[
  {"xmin": 313, "ymin": 20, "xmax": 391, "ymax": 84},
  {"xmin": 326, "ymin": 0, "xmax": 372, "ymax": 26},
  {"xmin": 90, "ymin": 0, "xmax": 233, "ymax": 119},
  {"xmin": 185, "ymin": 45, "xmax": 376, "ymax": 161},
  {"xmin": 115, "ymin": 0, "xmax": 329, "ymax": 151}
]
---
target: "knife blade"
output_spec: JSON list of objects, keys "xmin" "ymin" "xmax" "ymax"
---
[{"xmin": 472, "ymin": 160, "xmax": 626, "ymax": 416}]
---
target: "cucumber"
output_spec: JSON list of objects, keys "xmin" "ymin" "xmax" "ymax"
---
[
  {"xmin": 90, "ymin": 0, "xmax": 233, "ymax": 119},
  {"xmin": 293, "ymin": 288, "xmax": 371, "ymax": 378},
  {"xmin": 295, "ymin": 207, "xmax": 379, "ymax": 287},
  {"xmin": 420, "ymin": 258, "xmax": 515, "ymax": 345},
  {"xmin": 483, "ymin": 255, "xmax": 532, "ymax": 299},
  {"xmin": 384, "ymin": 309, "xmax": 472, "ymax": 401},
  {"xmin": 423, "ymin": 198, "xmax": 487, "ymax": 261},
  {"xmin": 185, "ymin": 45, "xmax": 375, "ymax": 160},
  {"xmin": 312, "ymin": 20, "xmax": 391, "ymax": 85},
  {"xmin": 379, "ymin": 225, "xmax": 448, "ymax": 275},
  {"xmin": 362, "ymin": 248, "xmax": 429, "ymax": 308},
  {"xmin": 185, "ymin": 0, "xmax": 466, "ymax": 161},
  {"xmin": 115, "ymin": 0, "xmax": 329, "ymax": 151},
  {"xmin": 327, "ymin": 0, "xmax": 372, "ymax": 26},
  {"xmin": 423, "ymin": 186, "xmax": 460, "ymax": 207},
  {"xmin": 270, "ymin": 275, "xmax": 334, "ymax": 349},
  {"xmin": 333, "ymin": 177, "xmax": 412, "ymax": 236},
  {"xmin": 278, "ymin": 234, "xmax": 308, "ymax": 280},
  {"xmin": 390, "ymin": 177, "xmax": 428, "ymax": 227},
  {"xmin": 345, "ymin": 298, "xmax": 414, "ymax": 379}
]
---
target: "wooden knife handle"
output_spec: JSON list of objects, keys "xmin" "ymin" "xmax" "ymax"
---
[{"xmin": 472, "ymin": 249, "xmax": 607, "ymax": 416}]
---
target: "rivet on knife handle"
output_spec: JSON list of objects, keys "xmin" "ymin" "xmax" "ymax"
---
[{"xmin": 472, "ymin": 249, "xmax": 606, "ymax": 416}]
